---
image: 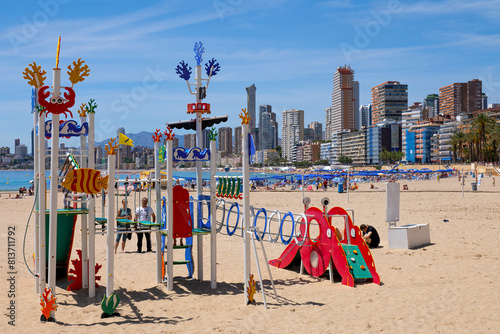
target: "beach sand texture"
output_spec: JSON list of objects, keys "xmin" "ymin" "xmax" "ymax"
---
[{"xmin": 1, "ymin": 176, "xmax": 499, "ymax": 333}]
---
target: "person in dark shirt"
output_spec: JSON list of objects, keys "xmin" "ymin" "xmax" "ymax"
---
[{"xmin": 360, "ymin": 224, "xmax": 380, "ymax": 248}]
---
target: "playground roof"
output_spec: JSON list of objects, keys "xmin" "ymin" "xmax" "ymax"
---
[{"xmin": 166, "ymin": 115, "xmax": 229, "ymax": 131}]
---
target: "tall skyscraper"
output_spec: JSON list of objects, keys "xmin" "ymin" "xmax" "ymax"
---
[
  {"xmin": 359, "ymin": 105, "xmax": 372, "ymax": 128},
  {"xmin": 14, "ymin": 138, "xmax": 20, "ymax": 147},
  {"xmin": 234, "ymin": 126, "xmax": 242, "ymax": 155},
  {"xmin": 218, "ymin": 127, "xmax": 232, "ymax": 157},
  {"xmin": 259, "ymin": 105, "xmax": 278, "ymax": 150},
  {"xmin": 371, "ymin": 81, "xmax": 408, "ymax": 125},
  {"xmin": 482, "ymin": 93, "xmax": 488, "ymax": 110},
  {"xmin": 309, "ymin": 122, "xmax": 323, "ymax": 141},
  {"xmin": 330, "ymin": 66, "xmax": 356, "ymax": 134},
  {"xmin": 324, "ymin": 107, "xmax": 334, "ymax": 141},
  {"xmin": 282, "ymin": 109, "xmax": 304, "ymax": 160},
  {"xmin": 353, "ymin": 80, "xmax": 360, "ymax": 129},
  {"xmin": 423, "ymin": 94, "xmax": 440, "ymax": 118},
  {"xmin": 439, "ymin": 79, "xmax": 482, "ymax": 118}
]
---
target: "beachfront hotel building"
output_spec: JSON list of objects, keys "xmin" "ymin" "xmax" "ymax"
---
[
  {"xmin": 328, "ymin": 66, "xmax": 356, "ymax": 135},
  {"xmin": 366, "ymin": 121, "xmax": 401, "ymax": 165},
  {"xmin": 340, "ymin": 129, "xmax": 367, "ymax": 165},
  {"xmin": 439, "ymin": 79, "xmax": 482, "ymax": 118},
  {"xmin": 371, "ymin": 81, "xmax": 408, "ymax": 125},
  {"xmin": 401, "ymin": 103, "xmax": 426, "ymax": 162},
  {"xmin": 282, "ymin": 109, "xmax": 304, "ymax": 161},
  {"xmin": 406, "ymin": 121, "xmax": 441, "ymax": 163}
]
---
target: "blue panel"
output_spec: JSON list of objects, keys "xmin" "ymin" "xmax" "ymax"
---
[{"xmin": 173, "ymin": 147, "xmax": 211, "ymax": 161}]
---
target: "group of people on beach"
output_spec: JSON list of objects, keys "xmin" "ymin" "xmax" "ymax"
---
[{"xmin": 114, "ymin": 197, "xmax": 156, "ymax": 254}]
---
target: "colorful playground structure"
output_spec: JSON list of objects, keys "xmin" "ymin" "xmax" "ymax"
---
[{"xmin": 25, "ymin": 39, "xmax": 379, "ymax": 322}]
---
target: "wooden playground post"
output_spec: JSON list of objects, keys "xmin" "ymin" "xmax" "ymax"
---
[
  {"xmin": 88, "ymin": 111, "xmax": 96, "ymax": 297},
  {"xmin": 210, "ymin": 136, "xmax": 217, "ymax": 289},
  {"xmin": 47, "ymin": 67, "xmax": 61, "ymax": 293},
  {"xmin": 166, "ymin": 137, "xmax": 174, "ymax": 290},
  {"xmin": 242, "ymin": 121, "xmax": 251, "ymax": 304},
  {"xmin": 106, "ymin": 143, "xmax": 116, "ymax": 296}
]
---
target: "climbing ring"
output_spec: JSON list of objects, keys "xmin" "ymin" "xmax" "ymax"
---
[
  {"xmin": 215, "ymin": 199, "xmax": 225, "ymax": 233},
  {"xmin": 226, "ymin": 202, "xmax": 240, "ymax": 236},
  {"xmin": 253, "ymin": 208, "xmax": 267, "ymax": 241},
  {"xmin": 267, "ymin": 210, "xmax": 281, "ymax": 243},
  {"xmin": 279, "ymin": 211, "xmax": 295, "ymax": 245},
  {"xmin": 292, "ymin": 213, "xmax": 308, "ymax": 247}
]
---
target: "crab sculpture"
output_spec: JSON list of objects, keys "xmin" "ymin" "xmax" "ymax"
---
[{"xmin": 38, "ymin": 85, "xmax": 75, "ymax": 118}]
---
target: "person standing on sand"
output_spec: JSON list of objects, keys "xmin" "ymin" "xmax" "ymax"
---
[
  {"xmin": 135, "ymin": 197, "xmax": 156, "ymax": 253},
  {"xmin": 493, "ymin": 178, "xmax": 496, "ymax": 187},
  {"xmin": 360, "ymin": 224, "xmax": 380, "ymax": 248},
  {"xmin": 115, "ymin": 199, "xmax": 132, "ymax": 254}
]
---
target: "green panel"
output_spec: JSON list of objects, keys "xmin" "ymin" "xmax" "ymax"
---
[
  {"xmin": 45, "ymin": 213, "xmax": 76, "ymax": 263},
  {"xmin": 341, "ymin": 245, "xmax": 372, "ymax": 279},
  {"xmin": 192, "ymin": 228, "xmax": 210, "ymax": 235}
]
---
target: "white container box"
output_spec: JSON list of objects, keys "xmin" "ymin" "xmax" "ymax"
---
[{"xmin": 388, "ymin": 224, "xmax": 431, "ymax": 249}]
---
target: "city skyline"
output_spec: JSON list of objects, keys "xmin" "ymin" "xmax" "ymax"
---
[{"xmin": 2, "ymin": 1, "xmax": 500, "ymax": 150}]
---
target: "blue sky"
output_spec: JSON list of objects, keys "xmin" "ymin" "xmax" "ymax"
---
[{"xmin": 1, "ymin": 0, "xmax": 500, "ymax": 150}]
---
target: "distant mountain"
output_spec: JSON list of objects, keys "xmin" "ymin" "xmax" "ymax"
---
[{"xmin": 96, "ymin": 131, "xmax": 185, "ymax": 148}]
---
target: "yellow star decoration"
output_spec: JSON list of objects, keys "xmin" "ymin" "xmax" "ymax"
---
[
  {"xmin": 105, "ymin": 138, "xmax": 118, "ymax": 155},
  {"xmin": 67, "ymin": 58, "xmax": 90, "ymax": 85},
  {"xmin": 22, "ymin": 62, "xmax": 46, "ymax": 88},
  {"xmin": 246, "ymin": 274, "xmax": 256, "ymax": 304},
  {"xmin": 239, "ymin": 108, "xmax": 250, "ymax": 125},
  {"xmin": 77, "ymin": 103, "xmax": 87, "ymax": 117}
]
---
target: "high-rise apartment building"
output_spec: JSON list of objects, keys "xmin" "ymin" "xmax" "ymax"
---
[
  {"xmin": 360, "ymin": 105, "xmax": 371, "ymax": 128},
  {"xmin": 353, "ymin": 80, "xmax": 360, "ymax": 129},
  {"xmin": 439, "ymin": 79, "xmax": 482, "ymax": 118},
  {"xmin": 324, "ymin": 107, "xmax": 334, "ymax": 141},
  {"xmin": 309, "ymin": 122, "xmax": 323, "ymax": 141},
  {"xmin": 282, "ymin": 109, "xmax": 304, "ymax": 161},
  {"xmin": 303, "ymin": 128, "xmax": 315, "ymax": 142},
  {"xmin": 259, "ymin": 105, "xmax": 278, "ymax": 150},
  {"xmin": 14, "ymin": 138, "xmax": 20, "ymax": 147},
  {"xmin": 371, "ymin": 81, "xmax": 408, "ymax": 124},
  {"xmin": 218, "ymin": 127, "xmax": 232, "ymax": 157},
  {"xmin": 423, "ymin": 94, "xmax": 440, "ymax": 118},
  {"xmin": 329, "ymin": 66, "xmax": 356, "ymax": 134},
  {"xmin": 234, "ymin": 126, "xmax": 242, "ymax": 155}
]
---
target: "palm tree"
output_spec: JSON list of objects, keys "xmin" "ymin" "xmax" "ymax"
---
[
  {"xmin": 471, "ymin": 113, "xmax": 496, "ymax": 161},
  {"xmin": 488, "ymin": 124, "xmax": 500, "ymax": 163},
  {"xmin": 455, "ymin": 131, "xmax": 467, "ymax": 162},
  {"xmin": 449, "ymin": 133, "xmax": 459, "ymax": 162}
]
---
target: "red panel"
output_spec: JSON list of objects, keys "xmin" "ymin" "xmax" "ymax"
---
[
  {"xmin": 172, "ymin": 185, "xmax": 193, "ymax": 238},
  {"xmin": 268, "ymin": 242, "xmax": 300, "ymax": 269}
]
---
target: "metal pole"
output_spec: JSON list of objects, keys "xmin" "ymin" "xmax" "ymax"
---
[{"xmin": 33, "ymin": 107, "xmax": 40, "ymax": 293}]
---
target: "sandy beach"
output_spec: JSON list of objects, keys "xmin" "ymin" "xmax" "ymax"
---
[{"xmin": 1, "ymin": 175, "xmax": 499, "ymax": 333}]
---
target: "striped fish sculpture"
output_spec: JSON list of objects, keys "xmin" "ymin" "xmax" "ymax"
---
[{"xmin": 62, "ymin": 168, "xmax": 109, "ymax": 195}]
